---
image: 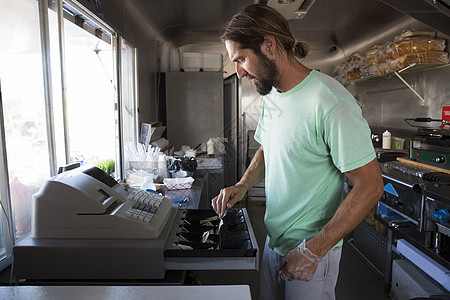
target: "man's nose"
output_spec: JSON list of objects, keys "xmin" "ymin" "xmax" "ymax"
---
[{"xmin": 235, "ymin": 64, "xmax": 247, "ymax": 79}]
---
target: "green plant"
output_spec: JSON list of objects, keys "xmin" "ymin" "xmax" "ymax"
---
[{"xmin": 96, "ymin": 159, "xmax": 115, "ymax": 174}]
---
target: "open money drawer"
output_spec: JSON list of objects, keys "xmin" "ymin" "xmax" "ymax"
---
[{"xmin": 164, "ymin": 208, "xmax": 259, "ymax": 271}]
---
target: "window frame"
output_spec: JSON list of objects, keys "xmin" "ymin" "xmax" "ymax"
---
[{"xmin": 0, "ymin": 81, "xmax": 14, "ymax": 271}]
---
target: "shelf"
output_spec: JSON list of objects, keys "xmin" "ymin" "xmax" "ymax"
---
[{"xmin": 353, "ymin": 63, "xmax": 449, "ymax": 85}]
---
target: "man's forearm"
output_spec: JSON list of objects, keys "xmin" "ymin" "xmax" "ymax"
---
[
  {"xmin": 237, "ymin": 145, "xmax": 265, "ymax": 190},
  {"xmin": 307, "ymin": 159, "xmax": 384, "ymax": 258}
]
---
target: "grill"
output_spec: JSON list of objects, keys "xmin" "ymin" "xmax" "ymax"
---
[{"xmin": 378, "ymin": 129, "xmax": 450, "ymax": 268}]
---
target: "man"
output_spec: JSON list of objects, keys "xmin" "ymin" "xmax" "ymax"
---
[{"xmin": 211, "ymin": 4, "xmax": 384, "ymax": 300}]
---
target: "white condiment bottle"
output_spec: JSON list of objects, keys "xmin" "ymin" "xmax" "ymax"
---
[
  {"xmin": 207, "ymin": 138, "xmax": 215, "ymax": 156},
  {"xmin": 382, "ymin": 130, "xmax": 391, "ymax": 149}
]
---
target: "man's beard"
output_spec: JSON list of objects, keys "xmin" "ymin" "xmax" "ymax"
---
[{"xmin": 248, "ymin": 53, "xmax": 279, "ymax": 96}]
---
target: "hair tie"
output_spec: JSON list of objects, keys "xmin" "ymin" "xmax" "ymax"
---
[{"xmin": 292, "ymin": 39, "xmax": 298, "ymax": 53}]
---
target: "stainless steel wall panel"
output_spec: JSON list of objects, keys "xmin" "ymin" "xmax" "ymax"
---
[
  {"xmin": 354, "ymin": 65, "xmax": 450, "ymax": 132},
  {"xmin": 165, "ymin": 72, "xmax": 224, "ymax": 150}
]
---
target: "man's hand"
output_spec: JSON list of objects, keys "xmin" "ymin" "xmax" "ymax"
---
[
  {"xmin": 211, "ymin": 184, "xmax": 247, "ymax": 217},
  {"xmin": 277, "ymin": 240, "xmax": 321, "ymax": 281}
]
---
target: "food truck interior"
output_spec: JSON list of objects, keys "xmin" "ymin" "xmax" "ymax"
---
[{"xmin": 0, "ymin": 0, "xmax": 449, "ymax": 299}]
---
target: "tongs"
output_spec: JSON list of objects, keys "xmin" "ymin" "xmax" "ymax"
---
[{"xmin": 405, "ymin": 118, "xmax": 450, "ymax": 129}]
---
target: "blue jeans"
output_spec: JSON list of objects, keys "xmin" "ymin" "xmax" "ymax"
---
[{"xmin": 257, "ymin": 238, "xmax": 342, "ymax": 300}]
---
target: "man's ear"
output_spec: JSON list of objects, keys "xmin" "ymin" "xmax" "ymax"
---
[{"xmin": 262, "ymin": 35, "xmax": 277, "ymax": 57}]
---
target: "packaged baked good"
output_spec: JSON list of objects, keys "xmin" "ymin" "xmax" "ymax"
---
[
  {"xmin": 395, "ymin": 30, "xmax": 436, "ymax": 41},
  {"xmin": 347, "ymin": 70, "xmax": 361, "ymax": 81},
  {"xmin": 347, "ymin": 52, "xmax": 366, "ymax": 70},
  {"xmin": 378, "ymin": 51, "xmax": 448, "ymax": 75},
  {"xmin": 333, "ymin": 63, "xmax": 350, "ymax": 86},
  {"xmin": 357, "ymin": 62, "xmax": 379, "ymax": 78},
  {"xmin": 389, "ymin": 39, "xmax": 446, "ymax": 59},
  {"xmin": 396, "ymin": 51, "xmax": 449, "ymax": 69},
  {"xmin": 376, "ymin": 42, "xmax": 394, "ymax": 63},
  {"xmin": 377, "ymin": 59, "xmax": 401, "ymax": 76},
  {"xmin": 365, "ymin": 44, "xmax": 383, "ymax": 64}
]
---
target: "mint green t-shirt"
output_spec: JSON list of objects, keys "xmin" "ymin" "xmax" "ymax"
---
[{"xmin": 254, "ymin": 70, "xmax": 375, "ymax": 256}]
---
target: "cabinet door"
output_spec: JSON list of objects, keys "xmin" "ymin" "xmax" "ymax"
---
[{"xmin": 165, "ymin": 72, "xmax": 223, "ymax": 150}]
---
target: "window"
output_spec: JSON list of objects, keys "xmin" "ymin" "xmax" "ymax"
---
[
  {"xmin": 0, "ymin": 0, "xmax": 138, "ymax": 272},
  {"xmin": 59, "ymin": 5, "xmax": 118, "ymax": 166},
  {"xmin": 0, "ymin": 0, "xmax": 50, "ymax": 242}
]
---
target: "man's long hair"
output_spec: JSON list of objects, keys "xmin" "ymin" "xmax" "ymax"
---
[{"xmin": 221, "ymin": 4, "xmax": 309, "ymax": 63}]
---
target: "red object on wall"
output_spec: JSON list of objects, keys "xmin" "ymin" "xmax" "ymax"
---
[{"xmin": 442, "ymin": 106, "xmax": 450, "ymax": 128}]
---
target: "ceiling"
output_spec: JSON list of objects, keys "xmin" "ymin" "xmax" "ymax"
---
[
  {"xmin": 115, "ymin": 0, "xmax": 449, "ymax": 74},
  {"xmin": 129, "ymin": 0, "xmax": 449, "ymax": 46}
]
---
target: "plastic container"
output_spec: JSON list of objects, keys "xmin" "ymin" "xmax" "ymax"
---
[
  {"xmin": 382, "ymin": 130, "xmax": 391, "ymax": 149},
  {"xmin": 185, "ymin": 149, "xmax": 197, "ymax": 158},
  {"xmin": 149, "ymin": 156, "xmax": 158, "ymax": 169},
  {"xmin": 130, "ymin": 161, "xmax": 156, "ymax": 171},
  {"xmin": 141, "ymin": 176, "xmax": 156, "ymax": 191},
  {"xmin": 180, "ymin": 52, "xmax": 223, "ymax": 72},
  {"xmin": 181, "ymin": 52, "xmax": 202, "ymax": 72},
  {"xmin": 202, "ymin": 53, "xmax": 223, "ymax": 71},
  {"xmin": 392, "ymin": 137, "xmax": 405, "ymax": 149},
  {"xmin": 158, "ymin": 155, "xmax": 169, "ymax": 180}
]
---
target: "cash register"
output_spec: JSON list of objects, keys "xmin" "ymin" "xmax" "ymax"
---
[
  {"xmin": 31, "ymin": 166, "xmax": 174, "ymax": 239},
  {"xmin": 13, "ymin": 166, "xmax": 259, "ymax": 281}
]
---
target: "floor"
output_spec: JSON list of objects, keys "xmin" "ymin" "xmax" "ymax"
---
[{"xmin": 0, "ymin": 200, "xmax": 391, "ymax": 299}]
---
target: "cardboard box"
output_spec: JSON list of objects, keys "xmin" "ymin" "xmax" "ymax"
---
[{"xmin": 140, "ymin": 122, "xmax": 166, "ymax": 147}]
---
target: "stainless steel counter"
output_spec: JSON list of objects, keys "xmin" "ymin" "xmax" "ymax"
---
[{"xmin": 0, "ymin": 285, "xmax": 251, "ymax": 300}]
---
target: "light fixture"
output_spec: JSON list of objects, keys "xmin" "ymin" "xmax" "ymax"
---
[{"xmin": 255, "ymin": 0, "xmax": 317, "ymax": 19}]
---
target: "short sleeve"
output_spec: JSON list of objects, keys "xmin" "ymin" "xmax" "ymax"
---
[
  {"xmin": 254, "ymin": 99, "xmax": 265, "ymax": 145},
  {"xmin": 322, "ymin": 100, "xmax": 376, "ymax": 173}
]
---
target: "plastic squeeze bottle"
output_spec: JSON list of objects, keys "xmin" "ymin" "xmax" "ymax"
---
[
  {"xmin": 382, "ymin": 130, "xmax": 391, "ymax": 149},
  {"xmin": 207, "ymin": 138, "xmax": 215, "ymax": 156}
]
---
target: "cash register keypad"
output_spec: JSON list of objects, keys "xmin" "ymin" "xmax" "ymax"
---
[{"xmin": 125, "ymin": 190, "xmax": 165, "ymax": 222}]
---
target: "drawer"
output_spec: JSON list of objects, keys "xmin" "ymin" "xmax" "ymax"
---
[{"xmin": 164, "ymin": 208, "xmax": 259, "ymax": 271}]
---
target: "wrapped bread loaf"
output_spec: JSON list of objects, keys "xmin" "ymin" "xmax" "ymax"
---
[
  {"xmin": 377, "ymin": 59, "xmax": 401, "ymax": 76},
  {"xmin": 377, "ymin": 51, "xmax": 449, "ymax": 75},
  {"xmin": 365, "ymin": 44, "xmax": 383, "ymax": 64},
  {"xmin": 348, "ymin": 29, "xmax": 447, "ymax": 79},
  {"xmin": 396, "ymin": 51, "xmax": 449, "ymax": 69},
  {"xmin": 347, "ymin": 70, "xmax": 361, "ymax": 81},
  {"xmin": 389, "ymin": 39, "xmax": 446, "ymax": 59},
  {"xmin": 376, "ymin": 43, "xmax": 393, "ymax": 63}
]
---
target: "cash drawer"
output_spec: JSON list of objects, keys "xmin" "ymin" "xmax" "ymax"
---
[{"xmin": 164, "ymin": 208, "xmax": 259, "ymax": 271}]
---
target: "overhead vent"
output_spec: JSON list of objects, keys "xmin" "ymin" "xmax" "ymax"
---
[
  {"xmin": 380, "ymin": 0, "xmax": 450, "ymax": 36},
  {"xmin": 254, "ymin": 0, "xmax": 317, "ymax": 19}
]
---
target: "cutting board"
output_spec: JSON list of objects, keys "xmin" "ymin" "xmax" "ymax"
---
[{"xmin": 396, "ymin": 157, "xmax": 450, "ymax": 175}]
